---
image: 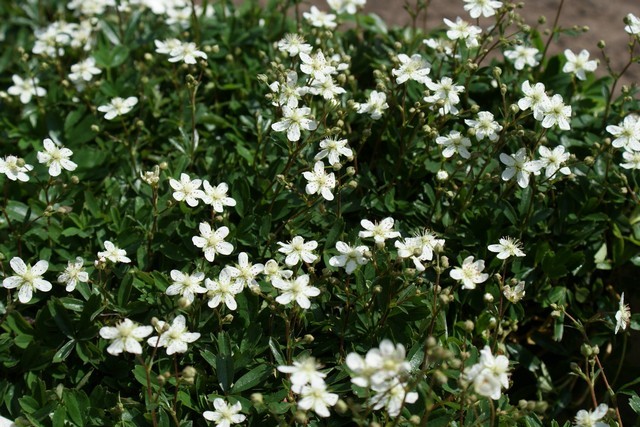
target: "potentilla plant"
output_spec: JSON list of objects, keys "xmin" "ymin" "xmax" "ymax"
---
[{"xmin": 1, "ymin": 0, "xmax": 640, "ymax": 425}]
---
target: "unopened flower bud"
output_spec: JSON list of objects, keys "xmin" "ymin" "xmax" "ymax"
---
[
  {"xmin": 251, "ymin": 393, "xmax": 264, "ymax": 405},
  {"xmin": 598, "ymin": 40, "xmax": 606, "ymax": 49},
  {"xmin": 334, "ymin": 399, "xmax": 348, "ymax": 414},
  {"xmin": 178, "ymin": 297, "xmax": 192, "ymax": 308},
  {"xmin": 464, "ymin": 320, "xmax": 474, "ymax": 332}
]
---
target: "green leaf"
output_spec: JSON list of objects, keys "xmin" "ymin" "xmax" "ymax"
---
[
  {"xmin": 268, "ymin": 337, "xmax": 285, "ymax": 366},
  {"xmin": 94, "ymin": 45, "xmax": 130, "ymax": 68},
  {"xmin": 53, "ymin": 340, "xmax": 76, "ymax": 363},
  {"xmin": 629, "ymin": 393, "xmax": 640, "ymax": 414},
  {"xmin": 230, "ymin": 365, "xmax": 271, "ymax": 393}
]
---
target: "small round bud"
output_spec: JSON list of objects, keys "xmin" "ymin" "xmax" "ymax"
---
[
  {"xmin": 464, "ymin": 320, "xmax": 474, "ymax": 332},
  {"xmin": 334, "ymin": 399, "xmax": 349, "ymax": 414},
  {"xmin": 251, "ymin": 393, "xmax": 264, "ymax": 405},
  {"xmin": 436, "ymin": 170, "xmax": 449, "ymax": 181},
  {"xmin": 303, "ymin": 334, "xmax": 314, "ymax": 343},
  {"xmin": 177, "ymin": 297, "xmax": 192, "ymax": 308},
  {"xmin": 597, "ymin": 40, "xmax": 606, "ymax": 49}
]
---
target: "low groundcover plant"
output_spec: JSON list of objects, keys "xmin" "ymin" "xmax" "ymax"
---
[{"xmin": 1, "ymin": 0, "xmax": 640, "ymax": 425}]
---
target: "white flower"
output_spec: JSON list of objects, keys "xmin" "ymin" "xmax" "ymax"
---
[
  {"xmin": 205, "ymin": 269, "xmax": 243, "ymax": 310},
  {"xmin": 563, "ymin": 49, "xmax": 598, "ymax": 81},
  {"xmin": 168, "ymin": 41, "xmax": 207, "ymax": 64},
  {"xmin": 298, "ymin": 382, "xmax": 338, "ymax": 418},
  {"xmin": 192, "ymin": 223, "xmax": 234, "ymax": 262},
  {"xmin": 166, "ymin": 270, "xmax": 207, "ymax": 304},
  {"xmin": 154, "ymin": 38, "xmax": 183, "ymax": 55},
  {"xmin": 97, "ymin": 96, "xmax": 138, "ymax": 120},
  {"xmin": 463, "ymin": 0, "xmax": 502, "ymax": 18},
  {"xmin": 98, "ymin": 241, "xmax": 131, "ymax": 264},
  {"xmin": 424, "ymin": 77, "xmax": 464, "ymax": 115},
  {"xmin": 355, "ymin": 90, "xmax": 389, "ymax": 120},
  {"xmin": 359, "ymin": 217, "xmax": 401, "ymax": 245},
  {"xmin": 99, "ymin": 318, "xmax": 153, "ymax": 355},
  {"xmin": 7, "ymin": 75, "xmax": 47, "ymax": 104},
  {"xmin": 147, "ymin": 315, "xmax": 200, "ymax": 355},
  {"xmin": 573, "ymin": 403, "xmax": 609, "ymax": 427},
  {"xmin": 272, "ymin": 274, "xmax": 320, "ymax": 309},
  {"xmin": 537, "ymin": 145, "xmax": 571, "ymax": 178},
  {"xmin": 436, "ymin": 130, "xmax": 471, "ymax": 159},
  {"xmin": 615, "ymin": 292, "xmax": 631, "ymax": 334},
  {"xmin": 606, "ymin": 115, "xmax": 640, "ymax": 151},
  {"xmin": 37, "ymin": 138, "xmax": 77, "ymax": 177},
  {"xmin": 278, "ymin": 357, "xmax": 326, "ymax": 393},
  {"xmin": 203, "ymin": 399, "xmax": 245, "ymax": 426},
  {"xmin": 503, "ymin": 281, "xmax": 526, "ymax": 303},
  {"xmin": 450, "ymin": 256, "xmax": 488, "ymax": 289},
  {"xmin": 202, "ymin": 181, "xmax": 236, "ymax": 212},
  {"xmin": 504, "ymin": 45, "xmax": 540, "ymax": 70},
  {"xmin": 277, "ymin": 236, "xmax": 318, "ymax": 266},
  {"xmin": 621, "ymin": 150, "xmax": 640, "ymax": 169},
  {"xmin": 518, "ymin": 80, "xmax": 549, "ymax": 121},
  {"xmin": 309, "ymin": 75, "xmax": 346, "ymax": 100},
  {"xmin": 223, "ymin": 252, "xmax": 264, "ymax": 289},
  {"xmin": 299, "ymin": 50, "xmax": 336, "ymax": 81},
  {"xmin": 268, "ymin": 71, "xmax": 307, "ymax": 108},
  {"xmin": 277, "ymin": 33, "xmax": 312, "ymax": 57},
  {"xmin": 2, "ymin": 257, "xmax": 52, "ymax": 303},
  {"xmin": 487, "ymin": 237, "xmax": 525, "ymax": 259},
  {"xmin": 464, "ymin": 346, "xmax": 510, "ymax": 400},
  {"xmin": 465, "ymin": 111, "xmax": 503, "ymax": 142},
  {"xmin": 625, "ymin": 13, "xmax": 640, "ymax": 35},
  {"xmin": 329, "ymin": 241, "xmax": 369, "ymax": 274},
  {"xmin": 443, "ymin": 17, "xmax": 481, "ymax": 47},
  {"xmin": 263, "ymin": 259, "xmax": 293, "ymax": 282},
  {"xmin": 69, "ymin": 57, "xmax": 102, "ymax": 82},
  {"xmin": 302, "ymin": 161, "xmax": 336, "ymax": 201},
  {"xmin": 271, "ymin": 105, "xmax": 318, "ymax": 142},
  {"xmin": 57, "ymin": 257, "xmax": 89, "ymax": 292},
  {"xmin": 303, "ymin": 6, "xmax": 337, "ymax": 29},
  {"xmin": 170, "ymin": 173, "xmax": 205, "ymax": 207},
  {"xmin": 370, "ymin": 379, "xmax": 418, "ymax": 417},
  {"xmin": 500, "ymin": 148, "xmax": 541, "ymax": 189},
  {"xmin": 327, "ymin": 0, "xmax": 366, "ymax": 14},
  {"xmin": 315, "ymin": 137, "xmax": 353, "ymax": 166},
  {"xmin": 0, "ymin": 155, "xmax": 33, "ymax": 182},
  {"xmin": 541, "ymin": 94, "xmax": 572, "ymax": 130},
  {"xmin": 392, "ymin": 53, "xmax": 431, "ymax": 85},
  {"xmin": 395, "ymin": 229, "xmax": 444, "ymax": 271}
]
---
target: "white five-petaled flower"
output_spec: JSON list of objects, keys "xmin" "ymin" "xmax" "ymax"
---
[
  {"xmin": 168, "ymin": 41, "xmax": 207, "ymax": 64},
  {"xmin": 69, "ymin": 57, "xmax": 102, "ymax": 82},
  {"xmin": 277, "ymin": 236, "xmax": 318, "ymax": 266},
  {"xmin": 154, "ymin": 38, "xmax": 183, "ymax": 55},
  {"xmin": 192, "ymin": 223, "xmax": 234, "ymax": 262},
  {"xmin": 370, "ymin": 379, "xmax": 419, "ymax": 417},
  {"xmin": 263, "ymin": 259, "xmax": 293, "ymax": 282},
  {"xmin": 465, "ymin": 111, "xmax": 503, "ymax": 142},
  {"xmin": 464, "ymin": 346, "xmax": 510, "ymax": 400},
  {"xmin": 450, "ymin": 256, "xmax": 488, "ymax": 289},
  {"xmin": 315, "ymin": 137, "xmax": 353, "ymax": 166},
  {"xmin": 621, "ymin": 150, "xmax": 640, "ymax": 170},
  {"xmin": 615, "ymin": 292, "xmax": 631, "ymax": 334},
  {"xmin": 573, "ymin": 403, "xmax": 609, "ymax": 427},
  {"xmin": 500, "ymin": 148, "xmax": 542, "ymax": 189},
  {"xmin": 7, "ymin": 75, "xmax": 47, "ymax": 104},
  {"xmin": 37, "ymin": 138, "xmax": 77, "ymax": 177},
  {"xmin": 424, "ymin": 77, "xmax": 464, "ymax": 115},
  {"xmin": 504, "ymin": 45, "xmax": 540, "ymax": 70},
  {"xmin": 625, "ymin": 13, "xmax": 640, "ymax": 35},
  {"xmin": 503, "ymin": 281, "xmax": 526, "ymax": 303},
  {"xmin": 359, "ymin": 217, "xmax": 401, "ymax": 245},
  {"xmin": 224, "ymin": 252, "xmax": 265, "ymax": 289},
  {"xmin": 303, "ymin": 6, "xmax": 337, "ymax": 29},
  {"xmin": 327, "ymin": 0, "xmax": 366, "ymax": 14},
  {"xmin": 99, "ymin": 318, "xmax": 153, "ymax": 356},
  {"xmin": 392, "ymin": 53, "xmax": 431, "ymax": 85},
  {"xmin": 202, "ymin": 181, "xmax": 237, "ymax": 212},
  {"xmin": 299, "ymin": 50, "xmax": 336, "ymax": 81},
  {"xmin": 203, "ymin": 398, "xmax": 246, "ymax": 427},
  {"xmin": 541, "ymin": 94, "xmax": 572, "ymax": 130},
  {"xmin": 443, "ymin": 17, "xmax": 482, "ymax": 47},
  {"xmin": 166, "ymin": 270, "xmax": 207, "ymax": 304},
  {"xmin": 298, "ymin": 382, "xmax": 339, "ymax": 418},
  {"xmin": 302, "ymin": 161, "xmax": 336, "ymax": 201},
  {"xmin": 147, "ymin": 315, "xmax": 200, "ymax": 355},
  {"xmin": 537, "ymin": 145, "xmax": 571, "ymax": 178},
  {"xmin": 518, "ymin": 80, "xmax": 549, "ymax": 121},
  {"xmin": 205, "ymin": 269, "xmax": 243, "ymax": 310},
  {"xmin": 463, "ymin": 0, "xmax": 503, "ymax": 18},
  {"xmin": 563, "ymin": 49, "xmax": 598, "ymax": 81},
  {"xmin": 2, "ymin": 257, "xmax": 52, "ymax": 304},
  {"xmin": 98, "ymin": 241, "xmax": 131, "ymax": 264},
  {"xmin": 0, "ymin": 155, "xmax": 33, "ymax": 182},
  {"xmin": 277, "ymin": 33, "xmax": 313, "ymax": 57},
  {"xmin": 278, "ymin": 357, "xmax": 327, "ymax": 393},
  {"xmin": 606, "ymin": 115, "xmax": 640, "ymax": 151},
  {"xmin": 488, "ymin": 237, "xmax": 525, "ymax": 259},
  {"xmin": 272, "ymin": 274, "xmax": 320, "ymax": 309},
  {"xmin": 97, "ymin": 96, "xmax": 138, "ymax": 120},
  {"xmin": 355, "ymin": 90, "xmax": 389, "ymax": 120},
  {"xmin": 271, "ymin": 105, "xmax": 318, "ymax": 142},
  {"xmin": 436, "ymin": 130, "xmax": 472, "ymax": 159},
  {"xmin": 58, "ymin": 257, "xmax": 89, "ymax": 292},
  {"xmin": 329, "ymin": 241, "xmax": 369, "ymax": 274},
  {"xmin": 170, "ymin": 173, "xmax": 206, "ymax": 207}
]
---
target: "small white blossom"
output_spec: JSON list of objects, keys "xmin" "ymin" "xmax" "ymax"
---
[
  {"xmin": 263, "ymin": 259, "xmax": 293, "ymax": 282},
  {"xmin": 271, "ymin": 105, "xmax": 318, "ymax": 142},
  {"xmin": 98, "ymin": 241, "xmax": 131, "ymax": 264},
  {"xmin": 97, "ymin": 96, "xmax": 138, "ymax": 120},
  {"xmin": 205, "ymin": 269, "xmax": 243, "ymax": 311},
  {"xmin": 463, "ymin": 0, "xmax": 502, "ymax": 18},
  {"xmin": 154, "ymin": 38, "xmax": 183, "ymax": 55},
  {"xmin": 537, "ymin": 145, "xmax": 571, "ymax": 178},
  {"xmin": 443, "ymin": 17, "xmax": 481, "ymax": 47},
  {"xmin": 464, "ymin": 346, "xmax": 510, "ymax": 400},
  {"xmin": 541, "ymin": 94, "xmax": 572, "ymax": 130},
  {"xmin": 0, "ymin": 155, "xmax": 33, "ymax": 182},
  {"xmin": 465, "ymin": 111, "xmax": 503, "ymax": 142},
  {"xmin": 203, "ymin": 399, "xmax": 245, "ymax": 427},
  {"xmin": 224, "ymin": 252, "xmax": 264, "ymax": 289},
  {"xmin": 272, "ymin": 274, "xmax": 320, "ymax": 309},
  {"xmin": 625, "ymin": 13, "xmax": 640, "ymax": 35},
  {"xmin": 303, "ymin": 6, "xmax": 337, "ymax": 29},
  {"xmin": 168, "ymin": 41, "xmax": 207, "ymax": 64},
  {"xmin": 500, "ymin": 148, "xmax": 542, "ymax": 189},
  {"xmin": 277, "ymin": 33, "xmax": 312, "ymax": 57},
  {"xmin": 355, "ymin": 90, "xmax": 389, "ymax": 120},
  {"xmin": 424, "ymin": 77, "xmax": 464, "ymax": 115},
  {"xmin": 309, "ymin": 75, "xmax": 346, "ymax": 100},
  {"xmin": 192, "ymin": 223, "xmax": 234, "ymax": 262},
  {"xmin": 327, "ymin": 0, "xmax": 366, "ymax": 14},
  {"xmin": 277, "ymin": 236, "xmax": 318, "ymax": 266},
  {"xmin": 69, "ymin": 57, "xmax": 102, "ymax": 82},
  {"xmin": 147, "ymin": 315, "xmax": 200, "ymax": 355},
  {"xmin": 268, "ymin": 71, "xmax": 307, "ymax": 108},
  {"xmin": 329, "ymin": 241, "xmax": 369, "ymax": 274},
  {"xmin": 620, "ymin": 150, "xmax": 640, "ymax": 169},
  {"xmin": 99, "ymin": 318, "xmax": 153, "ymax": 355},
  {"xmin": 606, "ymin": 115, "xmax": 640, "ymax": 151},
  {"xmin": 170, "ymin": 173, "xmax": 206, "ymax": 207},
  {"xmin": 518, "ymin": 80, "xmax": 549, "ymax": 121},
  {"xmin": 202, "ymin": 181, "xmax": 236, "ymax": 212},
  {"xmin": 7, "ymin": 75, "xmax": 47, "ymax": 104},
  {"xmin": 299, "ymin": 50, "xmax": 336, "ymax": 81},
  {"xmin": 615, "ymin": 292, "xmax": 631, "ymax": 334},
  {"xmin": 450, "ymin": 256, "xmax": 488, "ymax": 289},
  {"xmin": 573, "ymin": 404, "xmax": 609, "ymax": 427},
  {"xmin": 392, "ymin": 53, "xmax": 431, "ymax": 85},
  {"xmin": 302, "ymin": 161, "xmax": 336, "ymax": 201},
  {"xmin": 488, "ymin": 237, "xmax": 525, "ymax": 259},
  {"xmin": 504, "ymin": 45, "xmax": 540, "ymax": 70},
  {"xmin": 359, "ymin": 217, "xmax": 401, "ymax": 245},
  {"xmin": 166, "ymin": 270, "xmax": 207, "ymax": 304},
  {"xmin": 278, "ymin": 357, "xmax": 326, "ymax": 393},
  {"xmin": 370, "ymin": 379, "xmax": 418, "ymax": 418},
  {"xmin": 503, "ymin": 281, "xmax": 526, "ymax": 303},
  {"xmin": 436, "ymin": 130, "xmax": 471, "ymax": 159},
  {"xmin": 2, "ymin": 257, "xmax": 52, "ymax": 304},
  {"xmin": 58, "ymin": 257, "xmax": 89, "ymax": 292},
  {"xmin": 563, "ymin": 49, "xmax": 598, "ymax": 81},
  {"xmin": 37, "ymin": 138, "xmax": 77, "ymax": 177},
  {"xmin": 298, "ymin": 382, "xmax": 338, "ymax": 418},
  {"xmin": 315, "ymin": 137, "xmax": 353, "ymax": 166}
]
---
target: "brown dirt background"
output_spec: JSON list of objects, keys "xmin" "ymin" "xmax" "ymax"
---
[{"xmin": 326, "ymin": 0, "xmax": 640, "ymax": 87}]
